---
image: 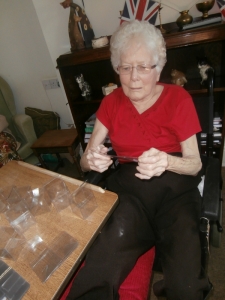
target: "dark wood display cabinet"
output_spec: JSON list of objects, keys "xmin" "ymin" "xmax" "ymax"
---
[{"xmin": 56, "ymin": 19, "xmax": 225, "ymax": 165}]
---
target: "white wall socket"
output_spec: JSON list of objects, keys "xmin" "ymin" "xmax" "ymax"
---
[{"xmin": 42, "ymin": 78, "xmax": 60, "ymax": 90}]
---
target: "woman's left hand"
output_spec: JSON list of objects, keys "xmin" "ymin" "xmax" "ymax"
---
[{"xmin": 135, "ymin": 148, "xmax": 168, "ymax": 180}]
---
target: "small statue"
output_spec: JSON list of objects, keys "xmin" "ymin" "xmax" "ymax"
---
[
  {"xmin": 73, "ymin": 14, "xmax": 85, "ymax": 50},
  {"xmin": 60, "ymin": 1, "xmax": 95, "ymax": 51},
  {"xmin": 75, "ymin": 74, "xmax": 92, "ymax": 100},
  {"xmin": 171, "ymin": 69, "xmax": 187, "ymax": 86},
  {"xmin": 197, "ymin": 56, "xmax": 213, "ymax": 85}
]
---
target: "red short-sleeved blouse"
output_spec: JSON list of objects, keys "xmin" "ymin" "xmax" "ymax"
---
[{"xmin": 96, "ymin": 83, "xmax": 201, "ymax": 158}]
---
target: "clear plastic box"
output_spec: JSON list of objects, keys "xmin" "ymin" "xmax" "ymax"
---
[
  {"xmin": 24, "ymin": 232, "xmax": 78, "ymax": 282},
  {"xmin": 44, "ymin": 178, "xmax": 70, "ymax": 211},
  {"xmin": 15, "ymin": 186, "xmax": 31, "ymax": 199},
  {"xmin": 44, "ymin": 178, "xmax": 69, "ymax": 201},
  {"xmin": 4, "ymin": 201, "xmax": 36, "ymax": 234},
  {"xmin": 70, "ymin": 182, "xmax": 98, "ymax": 219},
  {"xmin": 7, "ymin": 187, "xmax": 22, "ymax": 205},
  {"xmin": 0, "ymin": 193, "xmax": 6, "ymax": 213},
  {"xmin": 52, "ymin": 191, "xmax": 71, "ymax": 212},
  {"xmin": 20, "ymin": 235, "xmax": 48, "ymax": 266},
  {"xmin": 0, "ymin": 186, "xmax": 15, "ymax": 200},
  {"xmin": 24, "ymin": 188, "xmax": 51, "ymax": 216},
  {"xmin": 0, "ymin": 226, "xmax": 26, "ymax": 260}
]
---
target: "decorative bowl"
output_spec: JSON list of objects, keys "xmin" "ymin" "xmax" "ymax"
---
[{"xmin": 196, "ymin": 0, "xmax": 215, "ymax": 18}]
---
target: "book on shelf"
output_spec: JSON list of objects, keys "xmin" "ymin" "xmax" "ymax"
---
[
  {"xmin": 84, "ymin": 113, "xmax": 96, "ymax": 143},
  {"xmin": 201, "ymin": 140, "xmax": 221, "ymax": 145},
  {"xmin": 84, "ymin": 113, "xmax": 111, "ymax": 144},
  {"xmin": 85, "ymin": 113, "xmax": 96, "ymax": 125},
  {"xmin": 213, "ymin": 115, "xmax": 222, "ymax": 132},
  {"xmin": 201, "ymin": 132, "xmax": 222, "ymax": 139},
  {"xmin": 85, "ymin": 127, "xmax": 94, "ymax": 133}
]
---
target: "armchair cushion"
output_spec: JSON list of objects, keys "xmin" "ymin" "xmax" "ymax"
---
[
  {"xmin": 14, "ymin": 114, "xmax": 36, "ymax": 159},
  {"xmin": 0, "ymin": 115, "xmax": 8, "ymax": 132},
  {"xmin": 0, "ymin": 76, "xmax": 38, "ymax": 163},
  {"xmin": 0, "ymin": 131, "xmax": 22, "ymax": 167}
]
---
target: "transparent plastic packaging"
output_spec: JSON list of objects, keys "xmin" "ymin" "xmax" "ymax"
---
[
  {"xmin": 44, "ymin": 178, "xmax": 68, "ymax": 200},
  {"xmin": 0, "ymin": 194, "xmax": 6, "ymax": 213},
  {"xmin": 31, "ymin": 248, "xmax": 62, "ymax": 282},
  {"xmin": 7, "ymin": 187, "xmax": 21, "ymax": 205},
  {"xmin": 20, "ymin": 235, "xmax": 47, "ymax": 266},
  {"xmin": 0, "ymin": 186, "xmax": 15, "ymax": 200},
  {"xmin": 52, "ymin": 191, "xmax": 71, "ymax": 212},
  {"xmin": 70, "ymin": 182, "xmax": 98, "ymax": 219},
  {"xmin": 44, "ymin": 178, "xmax": 70, "ymax": 211},
  {"xmin": 14, "ymin": 186, "xmax": 31, "ymax": 199},
  {"xmin": 23, "ymin": 232, "xmax": 78, "ymax": 282},
  {"xmin": 24, "ymin": 188, "xmax": 51, "ymax": 216},
  {"xmin": 0, "ymin": 260, "xmax": 30, "ymax": 300},
  {"xmin": 4, "ymin": 202, "xmax": 36, "ymax": 234},
  {"xmin": 0, "ymin": 227, "xmax": 26, "ymax": 261}
]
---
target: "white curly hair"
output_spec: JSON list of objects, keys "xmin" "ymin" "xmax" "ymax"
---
[{"xmin": 110, "ymin": 20, "xmax": 167, "ymax": 74}]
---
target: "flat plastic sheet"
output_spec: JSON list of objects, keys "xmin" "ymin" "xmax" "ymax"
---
[
  {"xmin": 23, "ymin": 232, "xmax": 78, "ymax": 282},
  {"xmin": 0, "ymin": 260, "xmax": 30, "ymax": 300}
]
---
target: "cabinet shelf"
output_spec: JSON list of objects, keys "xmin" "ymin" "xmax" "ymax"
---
[
  {"xmin": 70, "ymin": 89, "xmax": 105, "ymax": 104},
  {"xmin": 189, "ymin": 87, "xmax": 225, "ymax": 95},
  {"xmin": 74, "ymin": 99, "xmax": 102, "ymax": 105}
]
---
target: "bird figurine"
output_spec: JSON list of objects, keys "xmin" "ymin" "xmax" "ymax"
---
[{"xmin": 171, "ymin": 69, "xmax": 187, "ymax": 87}]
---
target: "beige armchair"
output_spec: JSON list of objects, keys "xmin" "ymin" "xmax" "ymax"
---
[{"xmin": 0, "ymin": 76, "xmax": 38, "ymax": 164}]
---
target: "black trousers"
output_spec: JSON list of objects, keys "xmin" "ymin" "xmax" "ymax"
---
[{"xmin": 67, "ymin": 163, "xmax": 210, "ymax": 300}]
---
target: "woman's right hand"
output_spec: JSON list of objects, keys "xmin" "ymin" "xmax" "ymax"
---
[{"xmin": 85, "ymin": 145, "xmax": 113, "ymax": 173}]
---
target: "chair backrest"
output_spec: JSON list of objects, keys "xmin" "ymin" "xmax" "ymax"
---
[
  {"xmin": 192, "ymin": 68, "xmax": 215, "ymax": 157},
  {"xmin": 0, "ymin": 76, "xmax": 17, "ymax": 116},
  {"xmin": 0, "ymin": 76, "xmax": 25, "ymax": 144}
]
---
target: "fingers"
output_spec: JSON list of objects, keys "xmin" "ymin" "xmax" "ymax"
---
[
  {"xmin": 135, "ymin": 167, "xmax": 165, "ymax": 180},
  {"xmin": 96, "ymin": 145, "xmax": 108, "ymax": 154},
  {"xmin": 136, "ymin": 148, "xmax": 168, "ymax": 179},
  {"xmin": 86, "ymin": 146, "xmax": 112, "ymax": 173}
]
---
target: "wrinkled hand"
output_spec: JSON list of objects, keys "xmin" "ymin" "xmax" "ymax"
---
[
  {"xmin": 60, "ymin": 0, "xmax": 72, "ymax": 9},
  {"xmin": 135, "ymin": 148, "xmax": 168, "ymax": 180},
  {"xmin": 86, "ymin": 145, "xmax": 112, "ymax": 173}
]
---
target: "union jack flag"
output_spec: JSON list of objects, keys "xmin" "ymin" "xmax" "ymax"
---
[
  {"xmin": 120, "ymin": 0, "xmax": 160, "ymax": 25},
  {"xmin": 216, "ymin": 0, "xmax": 225, "ymax": 20}
]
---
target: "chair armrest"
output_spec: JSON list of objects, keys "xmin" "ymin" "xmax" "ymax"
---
[
  {"xmin": 13, "ymin": 114, "xmax": 37, "ymax": 145},
  {"xmin": 201, "ymin": 156, "xmax": 221, "ymax": 221}
]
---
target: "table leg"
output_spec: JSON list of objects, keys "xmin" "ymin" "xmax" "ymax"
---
[
  {"xmin": 33, "ymin": 149, "xmax": 49, "ymax": 169},
  {"xmin": 56, "ymin": 153, "xmax": 64, "ymax": 169},
  {"xmin": 68, "ymin": 146, "xmax": 84, "ymax": 178}
]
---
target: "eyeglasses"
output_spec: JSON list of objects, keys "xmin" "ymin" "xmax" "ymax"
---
[{"xmin": 117, "ymin": 64, "xmax": 157, "ymax": 75}]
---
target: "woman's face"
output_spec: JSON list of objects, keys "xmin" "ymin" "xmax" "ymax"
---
[{"xmin": 119, "ymin": 40, "xmax": 160, "ymax": 105}]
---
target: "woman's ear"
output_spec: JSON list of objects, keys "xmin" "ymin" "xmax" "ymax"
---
[{"xmin": 156, "ymin": 72, "xmax": 161, "ymax": 82}]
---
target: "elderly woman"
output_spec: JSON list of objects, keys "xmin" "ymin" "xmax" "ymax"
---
[{"xmin": 67, "ymin": 20, "xmax": 211, "ymax": 300}]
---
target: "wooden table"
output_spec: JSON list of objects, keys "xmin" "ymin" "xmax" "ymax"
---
[
  {"xmin": 31, "ymin": 129, "xmax": 83, "ymax": 178},
  {"xmin": 0, "ymin": 161, "xmax": 118, "ymax": 300}
]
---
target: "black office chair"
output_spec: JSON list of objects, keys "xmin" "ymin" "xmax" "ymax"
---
[
  {"xmin": 192, "ymin": 67, "xmax": 223, "ymax": 274},
  {"xmin": 84, "ymin": 68, "xmax": 223, "ymax": 298},
  {"xmin": 193, "ymin": 68, "xmax": 223, "ymax": 247}
]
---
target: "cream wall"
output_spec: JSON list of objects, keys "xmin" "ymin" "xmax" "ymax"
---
[{"xmin": 0, "ymin": 0, "xmax": 223, "ymax": 162}]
